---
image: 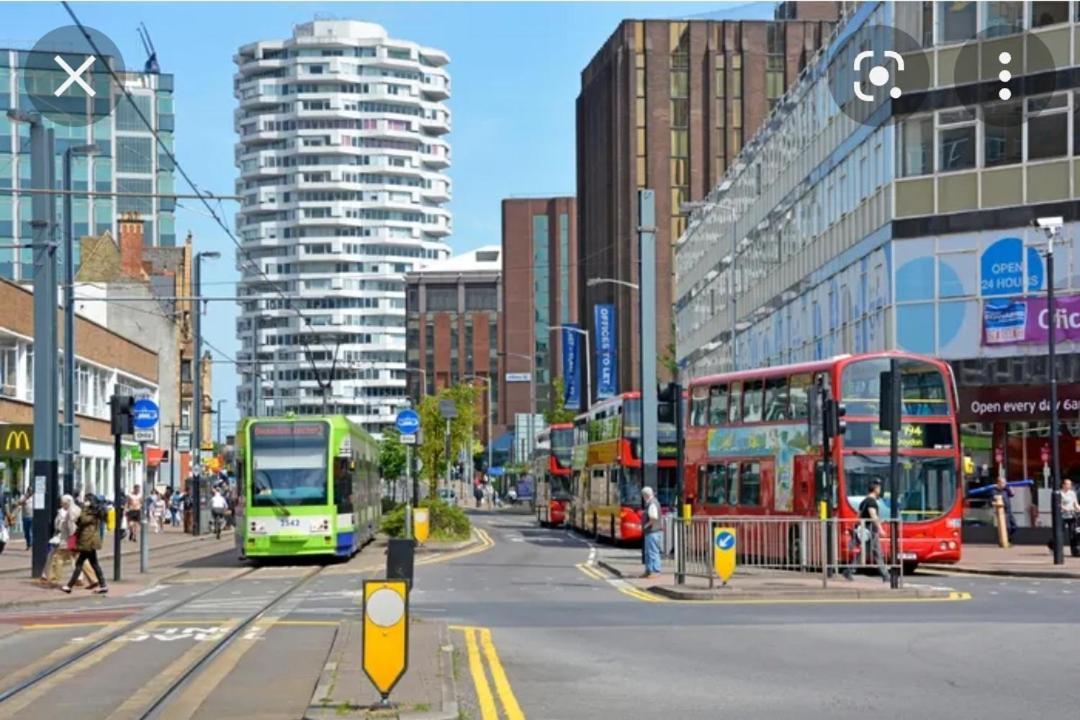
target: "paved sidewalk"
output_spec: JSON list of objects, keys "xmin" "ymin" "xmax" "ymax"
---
[
  {"xmin": 0, "ymin": 525, "xmax": 200, "ymax": 574},
  {"xmin": 0, "ymin": 533, "xmax": 234, "ymax": 608},
  {"xmin": 306, "ymin": 617, "xmax": 457, "ymax": 720},
  {"xmin": 925, "ymin": 543, "xmax": 1080, "ymax": 578},
  {"xmin": 598, "ymin": 548, "xmax": 955, "ymax": 600}
]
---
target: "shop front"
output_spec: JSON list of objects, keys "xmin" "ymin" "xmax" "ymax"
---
[
  {"xmin": 956, "ymin": 371, "xmax": 1080, "ymax": 540},
  {"xmin": 0, "ymin": 424, "xmax": 32, "ymax": 528}
]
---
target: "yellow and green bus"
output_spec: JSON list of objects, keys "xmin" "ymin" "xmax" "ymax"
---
[{"xmin": 234, "ymin": 415, "xmax": 381, "ymax": 560}]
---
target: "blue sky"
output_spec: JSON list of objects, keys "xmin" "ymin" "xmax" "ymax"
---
[{"xmin": 5, "ymin": 1, "xmax": 773, "ymax": 431}]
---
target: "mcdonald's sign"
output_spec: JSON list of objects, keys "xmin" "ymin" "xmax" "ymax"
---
[{"xmin": 0, "ymin": 424, "xmax": 32, "ymax": 459}]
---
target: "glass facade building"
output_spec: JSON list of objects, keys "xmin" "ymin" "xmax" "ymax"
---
[
  {"xmin": 675, "ymin": 1, "xmax": 1080, "ymax": 527},
  {"xmin": 0, "ymin": 49, "xmax": 176, "ymax": 280}
]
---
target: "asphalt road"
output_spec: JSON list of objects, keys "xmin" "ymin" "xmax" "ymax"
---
[
  {"xmin": 416, "ymin": 512, "xmax": 1080, "ymax": 720},
  {"xmin": 0, "ymin": 513, "xmax": 1076, "ymax": 719}
]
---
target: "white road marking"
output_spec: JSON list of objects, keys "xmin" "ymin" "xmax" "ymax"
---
[{"xmin": 130, "ymin": 586, "xmax": 165, "ymax": 598}]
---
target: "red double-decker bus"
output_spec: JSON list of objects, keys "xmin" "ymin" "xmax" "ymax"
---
[
  {"xmin": 684, "ymin": 352, "xmax": 962, "ymax": 568},
  {"xmin": 568, "ymin": 392, "xmax": 678, "ymax": 543},
  {"xmin": 534, "ymin": 423, "xmax": 574, "ymax": 526}
]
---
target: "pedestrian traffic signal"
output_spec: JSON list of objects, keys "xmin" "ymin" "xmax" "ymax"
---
[{"xmin": 110, "ymin": 395, "xmax": 135, "ymax": 436}]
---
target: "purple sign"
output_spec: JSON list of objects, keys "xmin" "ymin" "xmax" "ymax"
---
[{"xmin": 983, "ymin": 295, "xmax": 1080, "ymax": 345}]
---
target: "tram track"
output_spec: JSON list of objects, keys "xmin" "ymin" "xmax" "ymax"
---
[{"xmin": 0, "ymin": 564, "xmax": 326, "ymax": 718}]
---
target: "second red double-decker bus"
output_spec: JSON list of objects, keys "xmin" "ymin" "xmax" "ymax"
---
[
  {"xmin": 534, "ymin": 423, "xmax": 574, "ymax": 526},
  {"xmin": 684, "ymin": 351, "xmax": 963, "ymax": 568},
  {"xmin": 568, "ymin": 392, "xmax": 678, "ymax": 543}
]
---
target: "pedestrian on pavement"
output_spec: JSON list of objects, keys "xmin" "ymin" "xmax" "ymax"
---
[
  {"xmin": 151, "ymin": 491, "xmax": 166, "ymax": 533},
  {"xmin": 1057, "ymin": 478, "xmax": 1080, "ymax": 557},
  {"xmin": 126, "ymin": 485, "xmax": 142, "ymax": 542},
  {"xmin": 168, "ymin": 490, "xmax": 181, "ymax": 527},
  {"xmin": 991, "ymin": 476, "xmax": 1017, "ymax": 538},
  {"xmin": 640, "ymin": 486, "xmax": 663, "ymax": 579},
  {"xmin": 844, "ymin": 480, "xmax": 889, "ymax": 582},
  {"xmin": 62, "ymin": 496, "xmax": 107, "ymax": 594},
  {"xmin": 44, "ymin": 495, "xmax": 97, "ymax": 587},
  {"xmin": 19, "ymin": 486, "xmax": 33, "ymax": 548},
  {"xmin": 474, "ymin": 483, "xmax": 483, "ymax": 509}
]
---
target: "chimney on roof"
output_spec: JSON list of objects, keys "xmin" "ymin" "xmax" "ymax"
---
[{"xmin": 118, "ymin": 212, "xmax": 148, "ymax": 280}]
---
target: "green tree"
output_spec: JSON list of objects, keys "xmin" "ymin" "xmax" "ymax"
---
[
  {"xmin": 417, "ymin": 383, "xmax": 481, "ymax": 496},
  {"xmin": 378, "ymin": 427, "xmax": 407, "ymax": 482},
  {"xmin": 544, "ymin": 377, "xmax": 577, "ymax": 424}
]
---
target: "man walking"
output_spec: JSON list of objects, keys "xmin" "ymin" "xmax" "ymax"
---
[
  {"xmin": 844, "ymin": 479, "xmax": 889, "ymax": 582},
  {"xmin": 641, "ymin": 486, "xmax": 663, "ymax": 579},
  {"xmin": 19, "ymin": 486, "xmax": 33, "ymax": 549},
  {"xmin": 1059, "ymin": 478, "xmax": 1079, "ymax": 557},
  {"xmin": 991, "ymin": 476, "xmax": 1017, "ymax": 539}
]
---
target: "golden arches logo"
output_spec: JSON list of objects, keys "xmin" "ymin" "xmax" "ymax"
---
[{"xmin": 4, "ymin": 430, "xmax": 29, "ymax": 452}]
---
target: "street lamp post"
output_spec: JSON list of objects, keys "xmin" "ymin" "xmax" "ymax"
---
[
  {"xmin": 462, "ymin": 374, "xmax": 493, "ymax": 485},
  {"xmin": 1036, "ymin": 217, "xmax": 1065, "ymax": 565},
  {"xmin": 62, "ymin": 143, "xmax": 98, "ymax": 498},
  {"xmin": 192, "ymin": 250, "xmax": 220, "ymax": 522},
  {"xmin": 549, "ymin": 325, "xmax": 591, "ymax": 411}
]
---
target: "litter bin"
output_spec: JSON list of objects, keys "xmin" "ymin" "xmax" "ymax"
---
[{"xmin": 387, "ymin": 538, "xmax": 416, "ymax": 587}]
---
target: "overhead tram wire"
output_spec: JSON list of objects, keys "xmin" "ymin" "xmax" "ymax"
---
[{"xmin": 61, "ymin": 1, "xmax": 333, "ymax": 384}]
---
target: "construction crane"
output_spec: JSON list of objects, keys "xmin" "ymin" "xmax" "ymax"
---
[{"xmin": 137, "ymin": 22, "xmax": 159, "ymax": 74}]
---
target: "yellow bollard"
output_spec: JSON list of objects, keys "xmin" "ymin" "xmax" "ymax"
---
[
  {"xmin": 106, "ymin": 506, "xmax": 116, "ymax": 532},
  {"xmin": 993, "ymin": 495, "xmax": 1010, "ymax": 548}
]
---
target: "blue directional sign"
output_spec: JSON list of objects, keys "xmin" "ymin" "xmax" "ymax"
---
[
  {"xmin": 395, "ymin": 409, "xmax": 420, "ymax": 435},
  {"xmin": 132, "ymin": 398, "xmax": 160, "ymax": 430}
]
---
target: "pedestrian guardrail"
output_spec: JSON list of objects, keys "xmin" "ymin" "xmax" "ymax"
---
[{"xmin": 670, "ymin": 515, "xmax": 905, "ymax": 588}]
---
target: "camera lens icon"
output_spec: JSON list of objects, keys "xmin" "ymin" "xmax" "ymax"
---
[{"xmin": 855, "ymin": 51, "xmax": 905, "ymax": 102}]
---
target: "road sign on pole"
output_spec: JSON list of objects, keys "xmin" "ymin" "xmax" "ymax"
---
[
  {"xmin": 401, "ymin": 433, "xmax": 417, "ymax": 445},
  {"xmin": 132, "ymin": 398, "xmax": 160, "ymax": 430},
  {"xmin": 362, "ymin": 579, "xmax": 409, "ymax": 707},
  {"xmin": 395, "ymin": 408, "xmax": 420, "ymax": 435},
  {"xmin": 134, "ymin": 429, "xmax": 156, "ymax": 443}
]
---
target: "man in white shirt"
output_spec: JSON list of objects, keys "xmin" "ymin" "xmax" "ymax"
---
[{"xmin": 641, "ymin": 486, "xmax": 662, "ymax": 578}]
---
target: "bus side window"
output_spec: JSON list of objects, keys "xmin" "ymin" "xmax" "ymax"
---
[
  {"xmin": 789, "ymin": 373, "xmax": 812, "ymax": 419},
  {"xmin": 764, "ymin": 377, "xmax": 789, "ymax": 421},
  {"xmin": 727, "ymin": 462, "xmax": 740, "ymax": 505},
  {"xmin": 690, "ymin": 386, "xmax": 710, "ymax": 426},
  {"xmin": 709, "ymin": 385, "xmax": 728, "ymax": 425},
  {"xmin": 728, "ymin": 382, "xmax": 743, "ymax": 424},
  {"xmin": 743, "ymin": 380, "xmax": 764, "ymax": 422},
  {"xmin": 704, "ymin": 464, "xmax": 728, "ymax": 505},
  {"xmin": 739, "ymin": 461, "xmax": 761, "ymax": 506}
]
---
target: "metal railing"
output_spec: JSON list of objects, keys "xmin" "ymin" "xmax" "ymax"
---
[{"xmin": 669, "ymin": 515, "xmax": 905, "ymax": 588}]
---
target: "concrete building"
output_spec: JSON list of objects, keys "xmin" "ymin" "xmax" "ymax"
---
[
  {"xmin": 500, "ymin": 197, "xmax": 577, "ymax": 425},
  {"xmin": 576, "ymin": 6, "xmax": 837, "ymax": 395},
  {"xmin": 405, "ymin": 246, "xmax": 501, "ymax": 442},
  {"xmin": 0, "ymin": 278, "xmax": 159, "ymax": 503},
  {"xmin": 76, "ymin": 214, "xmax": 200, "ymax": 488},
  {"xmin": 675, "ymin": 2, "xmax": 1080, "ymax": 525},
  {"xmin": 0, "ymin": 48, "xmax": 177, "ymax": 281},
  {"xmin": 233, "ymin": 20, "xmax": 452, "ymax": 435}
]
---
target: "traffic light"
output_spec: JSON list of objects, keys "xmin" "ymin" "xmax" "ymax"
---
[
  {"xmin": 823, "ymin": 398, "xmax": 847, "ymax": 441},
  {"xmin": 879, "ymin": 369, "xmax": 900, "ymax": 432},
  {"xmin": 110, "ymin": 395, "xmax": 135, "ymax": 436}
]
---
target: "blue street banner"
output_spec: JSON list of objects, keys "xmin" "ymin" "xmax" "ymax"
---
[
  {"xmin": 562, "ymin": 325, "xmax": 582, "ymax": 410},
  {"xmin": 594, "ymin": 304, "xmax": 618, "ymax": 399}
]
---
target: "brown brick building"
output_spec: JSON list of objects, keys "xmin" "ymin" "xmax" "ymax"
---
[
  {"xmin": 575, "ymin": 5, "xmax": 838, "ymax": 393},
  {"xmin": 405, "ymin": 246, "xmax": 502, "ymax": 441},
  {"xmin": 500, "ymin": 197, "xmax": 578, "ymax": 427}
]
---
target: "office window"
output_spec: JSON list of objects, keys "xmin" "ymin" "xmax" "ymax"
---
[
  {"xmin": 426, "ymin": 284, "xmax": 457, "ymax": 311},
  {"xmin": 984, "ymin": 2, "xmax": 1023, "ymax": 36},
  {"xmin": 938, "ymin": 109, "xmax": 976, "ymax": 172},
  {"xmin": 115, "ymin": 94, "xmax": 152, "ymax": 132},
  {"xmin": 940, "ymin": 0, "xmax": 977, "ymax": 43},
  {"xmin": 116, "ymin": 136, "xmax": 153, "ymax": 173},
  {"xmin": 1027, "ymin": 94, "xmax": 1068, "ymax": 160},
  {"xmin": 559, "ymin": 213, "xmax": 569, "ymax": 324},
  {"xmin": 465, "ymin": 284, "xmax": 497, "ymax": 311},
  {"xmin": 900, "ymin": 116, "xmax": 933, "ymax": 176},
  {"xmin": 1031, "ymin": 1, "xmax": 1068, "ymax": 26},
  {"xmin": 984, "ymin": 101, "xmax": 1022, "ymax": 166}
]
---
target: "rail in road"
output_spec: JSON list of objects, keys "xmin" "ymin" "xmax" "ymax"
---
[{"xmin": 0, "ymin": 564, "xmax": 325, "ymax": 719}]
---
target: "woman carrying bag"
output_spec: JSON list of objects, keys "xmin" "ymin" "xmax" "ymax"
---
[{"xmin": 61, "ymin": 497, "xmax": 107, "ymax": 594}]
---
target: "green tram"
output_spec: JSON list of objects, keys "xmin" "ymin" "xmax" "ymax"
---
[{"xmin": 234, "ymin": 415, "xmax": 381, "ymax": 560}]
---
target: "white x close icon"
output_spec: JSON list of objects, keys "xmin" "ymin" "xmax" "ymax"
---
[{"xmin": 53, "ymin": 55, "xmax": 96, "ymax": 97}]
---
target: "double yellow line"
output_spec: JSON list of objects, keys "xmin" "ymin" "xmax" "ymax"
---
[
  {"xmin": 450, "ymin": 625, "xmax": 525, "ymax": 720},
  {"xmin": 575, "ymin": 562, "xmax": 664, "ymax": 603},
  {"xmin": 417, "ymin": 527, "xmax": 495, "ymax": 566}
]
